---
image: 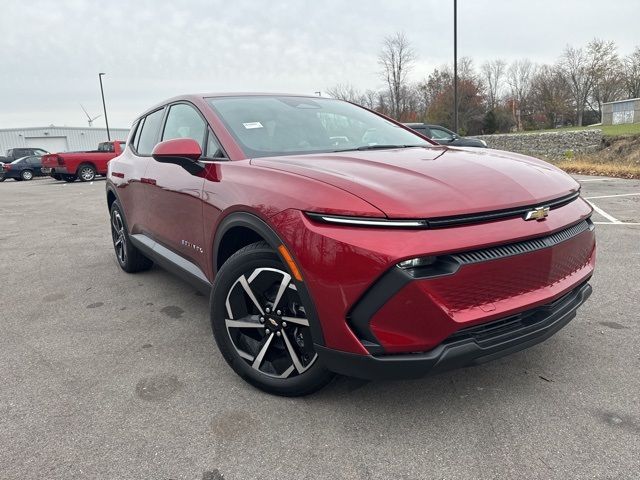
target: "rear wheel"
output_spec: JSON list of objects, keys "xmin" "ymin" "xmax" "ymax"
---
[
  {"xmin": 21, "ymin": 170, "xmax": 34, "ymax": 181},
  {"xmin": 0, "ymin": 176, "xmax": 4, "ymax": 182},
  {"xmin": 62, "ymin": 175, "xmax": 77, "ymax": 182},
  {"xmin": 110, "ymin": 201, "xmax": 153, "ymax": 273},
  {"xmin": 211, "ymin": 241, "xmax": 333, "ymax": 396},
  {"xmin": 78, "ymin": 164, "xmax": 96, "ymax": 182}
]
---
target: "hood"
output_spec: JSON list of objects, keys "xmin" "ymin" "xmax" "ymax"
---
[{"xmin": 251, "ymin": 146, "xmax": 580, "ymax": 219}]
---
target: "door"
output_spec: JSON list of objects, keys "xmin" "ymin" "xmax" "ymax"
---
[
  {"xmin": 143, "ymin": 103, "xmax": 207, "ymax": 266},
  {"xmin": 27, "ymin": 156, "xmax": 42, "ymax": 176},
  {"xmin": 116, "ymin": 108, "xmax": 165, "ymax": 234},
  {"xmin": 25, "ymin": 136, "xmax": 68, "ymax": 153}
]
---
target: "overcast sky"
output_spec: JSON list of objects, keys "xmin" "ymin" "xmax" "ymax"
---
[{"xmin": 1, "ymin": 0, "xmax": 638, "ymax": 129}]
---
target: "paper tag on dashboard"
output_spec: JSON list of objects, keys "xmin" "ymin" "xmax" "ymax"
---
[{"xmin": 243, "ymin": 122, "xmax": 263, "ymax": 129}]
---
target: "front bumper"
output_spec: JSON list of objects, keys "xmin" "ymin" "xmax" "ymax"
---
[{"xmin": 316, "ymin": 281, "xmax": 591, "ymax": 379}]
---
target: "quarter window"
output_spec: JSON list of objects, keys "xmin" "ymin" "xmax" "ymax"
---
[
  {"xmin": 136, "ymin": 109, "xmax": 165, "ymax": 156},
  {"xmin": 205, "ymin": 129, "xmax": 225, "ymax": 159}
]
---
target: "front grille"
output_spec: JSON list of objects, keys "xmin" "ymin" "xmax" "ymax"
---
[{"xmin": 449, "ymin": 219, "xmax": 591, "ymax": 265}]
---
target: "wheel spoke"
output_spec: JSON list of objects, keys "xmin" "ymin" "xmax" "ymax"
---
[
  {"xmin": 271, "ymin": 272, "xmax": 292, "ymax": 311},
  {"xmin": 225, "ymin": 318, "xmax": 264, "ymax": 329},
  {"xmin": 278, "ymin": 364, "xmax": 295, "ymax": 378},
  {"xmin": 238, "ymin": 275, "xmax": 265, "ymax": 315},
  {"xmin": 114, "ymin": 237, "xmax": 122, "ymax": 248},
  {"xmin": 252, "ymin": 333, "xmax": 275, "ymax": 370},
  {"xmin": 281, "ymin": 315, "xmax": 309, "ymax": 327},
  {"xmin": 281, "ymin": 330, "xmax": 304, "ymax": 373}
]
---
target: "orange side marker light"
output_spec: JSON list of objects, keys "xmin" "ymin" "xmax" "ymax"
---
[{"xmin": 278, "ymin": 245, "xmax": 303, "ymax": 282}]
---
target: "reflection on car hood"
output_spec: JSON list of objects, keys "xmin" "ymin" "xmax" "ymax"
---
[{"xmin": 251, "ymin": 146, "xmax": 580, "ymax": 219}]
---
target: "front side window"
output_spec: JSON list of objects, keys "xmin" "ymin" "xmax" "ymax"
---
[
  {"xmin": 429, "ymin": 128, "xmax": 454, "ymax": 141},
  {"xmin": 137, "ymin": 108, "xmax": 165, "ymax": 155},
  {"xmin": 162, "ymin": 103, "xmax": 206, "ymax": 149},
  {"xmin": 207, "ymin": 96, "xmax": 429, "ymax": 158}
]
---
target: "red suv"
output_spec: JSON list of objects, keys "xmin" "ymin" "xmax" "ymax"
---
[{"xmin": 106, "ymin": 94, "xmax": 595, "ymax": 396}]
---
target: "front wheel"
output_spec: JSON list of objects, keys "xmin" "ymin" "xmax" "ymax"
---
[{"xmin": 211, "ymin": 241, "xmax": 333, "ymax": 396}]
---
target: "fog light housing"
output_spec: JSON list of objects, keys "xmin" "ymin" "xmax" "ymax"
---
[{"xmin": 397, "ymin": 256, "xmax": 436, "ymax": 269}]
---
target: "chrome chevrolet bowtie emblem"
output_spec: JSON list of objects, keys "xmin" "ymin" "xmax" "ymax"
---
[{"xmin": 525, "ymin": 206, "xmax": 550, "ymax": 221}]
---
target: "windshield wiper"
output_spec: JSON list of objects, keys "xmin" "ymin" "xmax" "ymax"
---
[{"xmin": 333, "ymin": 144, "xmax": 425, "ymax": 152}]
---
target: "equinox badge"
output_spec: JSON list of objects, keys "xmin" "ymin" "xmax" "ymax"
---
[{"xmin": 525, "ymin": 206, "xmax": 550, "ymax": 221}]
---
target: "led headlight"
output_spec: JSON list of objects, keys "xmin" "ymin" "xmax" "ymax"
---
[
  {"xmin": 306, "ymin": 212, "xmax": 428, "ymax": 228},
  {"xmin": 397, "ymin": 256, "xmax": 436, "ymax": 269}
]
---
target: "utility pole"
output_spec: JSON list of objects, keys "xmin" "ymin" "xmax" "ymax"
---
[
  {"xmin": 98, "ymin": 73, "xmax": 111, "ymax": 141},
  {"xmin": 453, "ymin": 0, "xmax": 458, "ymax": 134}
]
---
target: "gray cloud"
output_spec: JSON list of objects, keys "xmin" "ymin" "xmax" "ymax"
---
[{"xmin": 1, "ymin": 0, "xmax": 638, "ymax": 128}]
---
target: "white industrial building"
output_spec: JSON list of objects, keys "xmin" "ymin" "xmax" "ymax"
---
[{"xmin": 0, "ymin": 126, "xmax": 130, "ymax": 154}]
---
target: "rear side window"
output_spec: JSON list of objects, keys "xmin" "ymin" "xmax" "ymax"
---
[
  {"xmin": 136, "ymin": 109, "xmax": 165, "ymax": 155},
  {"xmin": 162, "ymin": 103, "xmax": 206, "ymax": 149}
]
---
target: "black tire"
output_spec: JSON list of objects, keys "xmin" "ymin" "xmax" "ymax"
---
[
  {"xmin": 63, "ymin": 175, "xmax": 77, "ymax": 182},
  {"xmin": 0, "ymin": 176, "xmax": 4, "ymax": 182},
  {"xmin": 21, "ymin": 170, "xmax": 34, "ymax": 181},
  {"xmin": 211, "ymin": 241, "xmax": 333, "ymax": 396},
  {"xmin": 78, "ymin": 164, "xmax": 96, "ymax": 182},
  {"xmin": 109, "ymin": 201, "xmax": 153, "ymax": 273},
  {"xmin": 52, "ymin": 174, "xmax": 62, "ymax": 181}
]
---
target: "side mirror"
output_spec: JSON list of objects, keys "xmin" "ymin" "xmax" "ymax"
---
[{"xmin": 152, "ymin": 138, "xmax": 203, "ymax": 174}]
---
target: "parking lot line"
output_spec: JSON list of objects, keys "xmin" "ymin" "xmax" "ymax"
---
[
  {"xmin": 586, "ymin": 199, "xmax": 621, "ymax": 223},
  {"xmin": 577, "ymin": 178, "xmax": 615, "ymax": 182},
  {"xmin": 585, "ymin": 193, "xmax": 640, "ymax": 200},
  {"xmin": 593, "ymin": 221, "xmax": 640, "ymax": 225}
]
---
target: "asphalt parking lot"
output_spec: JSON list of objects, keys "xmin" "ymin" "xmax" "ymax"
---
[{"xmin": 0, "ymin": 175, "xmax": 638, "ymax": 480}]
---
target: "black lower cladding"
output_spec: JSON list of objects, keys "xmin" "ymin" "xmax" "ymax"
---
[{"xmin": 316, "ymin": 281, "xmax": 592, "ymax": 380}]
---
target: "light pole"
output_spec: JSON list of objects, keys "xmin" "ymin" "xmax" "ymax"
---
[
  {"xmin": 98, "ymin": 73, "xmax": 111, "ymax": 141},
  {"xmin": 453, "ymin": 0, "xmax": 458, "ymax": 134}
]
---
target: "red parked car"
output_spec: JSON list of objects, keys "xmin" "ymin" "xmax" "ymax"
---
[
  {"xmin": 42, "ymin": 140, "xmax": 125, "ymax": 182},
  {"xmin": 106, "ymin": 94, "xmax": 595, "ymax": 396}
]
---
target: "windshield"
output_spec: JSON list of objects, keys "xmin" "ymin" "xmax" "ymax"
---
[{"xmin": 207, "ymin": 96, "xmax": 430, "ymax": 158}]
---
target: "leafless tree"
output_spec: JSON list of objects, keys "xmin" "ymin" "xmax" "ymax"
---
[
  {"xmin": 326, "ymin": 83, "xmax": 364, "ymax": 104},
  {"xmin": 530, "ymin": 64, "xmax": 572, "ymax": 128},
  {"xmin": 623, "ymin": 47, "xmax": 640, "ymax": 98},
  {"xmin": 589, "ymin": 40, "xmax": 624, "ymax": 116},
  {"xmin": 507, "ymin": 59, "xmax": 535, "ymax": 130},
  {"xmin": 481, "ymin": 59, "xmax": 507, "ymax": 110},
  {"xmin": 378, "ymin": 32, "xmax": 415, "ymax": 119},
  {"xmin": 559, "ymin": 39, "xmax": 617, "ymax": 126}
]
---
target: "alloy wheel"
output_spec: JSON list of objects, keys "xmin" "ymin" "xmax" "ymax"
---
[
  {"xmin": 111, "ymin": 210, "xmax": 127, "ymax": 265},
  {"xmin": 80, "ymin": 167, "xmax": 95, "ymax": 181},
  {"xmin": 224, "ymin": 267, "xmax": 317, "ymax": 378},
  {"xmin": 22, "ymin": 171, "xmax": 33, "ymax": 180}
]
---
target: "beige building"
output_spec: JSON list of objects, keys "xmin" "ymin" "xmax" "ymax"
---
[{"xmin": 601, "ymin": 98, "xmax": 640, "ymax": 125}]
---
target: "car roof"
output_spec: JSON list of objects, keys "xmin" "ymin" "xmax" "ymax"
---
[{"xmin": 135, "ymin": 93, "xmax": 331, "ymax": 121}]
